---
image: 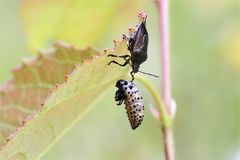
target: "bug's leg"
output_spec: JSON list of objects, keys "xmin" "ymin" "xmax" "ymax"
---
[
  {"xmin": 130, "ymin": 71, "xmax": 135, "ymax": 82},
  {"xmin": 107, "ymin": 54, "xmax": 130, "ymax": 60},
  {"xmin": 108, "ymin": 60, "xmax": 121, "ymax": 66},
  {"xmin": 119, "ymin": 55, "xmax": 130, "ymax": 61},
  {"xmin": 107, "ymin": 54, "xmax": 118, "ymax": 57},
  {"xmin": 108, "ymin": 59, "xmax": 130, "ymax": 66},
  {"xmin": 119, "ymin": 55, "xmax": 130, "ymax": 58}
]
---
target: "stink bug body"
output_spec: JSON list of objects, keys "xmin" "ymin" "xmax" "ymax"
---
[
  {"xmin": 108, "ymin": 12, "xmax": 158, "ymax": 81},
  {"xmin": 115, "ymin": 79, "xmax": 144, "ymax": 130}
]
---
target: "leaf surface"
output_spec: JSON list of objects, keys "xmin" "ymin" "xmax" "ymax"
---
[{"xmin": 0, "ymin": 39, "xmax": 130, "ymax": 159}]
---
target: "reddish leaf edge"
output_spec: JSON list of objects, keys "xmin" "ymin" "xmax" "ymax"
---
[{"xmin": 0, "ymin": 36, "xmax": 127, "ymax": 150}]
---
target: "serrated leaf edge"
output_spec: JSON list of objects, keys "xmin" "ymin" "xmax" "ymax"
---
[{"xmin": 0, "ymin": 37, "xmax": 127, "ymax": 151}]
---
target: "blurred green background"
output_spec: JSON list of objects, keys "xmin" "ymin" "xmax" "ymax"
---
[{"xmin": 0, "ymin": 0, "xmax": 239, "ymax": 159}]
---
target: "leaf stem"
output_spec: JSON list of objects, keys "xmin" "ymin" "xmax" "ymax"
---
[
  {"xmin": 136, "ymin": 77, "xmax": 174, "ymax": 160},
  {"xmin": 136, "ymin": 77, "xmax": 171, "ymax": 126}
]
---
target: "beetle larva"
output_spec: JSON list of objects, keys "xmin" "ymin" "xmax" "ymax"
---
[{"xmin": 115, "ymin": 79, "xmax": 144, "ymax": 130}]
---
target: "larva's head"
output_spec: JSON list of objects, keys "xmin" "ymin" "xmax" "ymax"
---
[
  {"xmin": 116, "ymin": 79, "xmax": 128, "ymax": 89},
  {"xmin": 115, "ymin": 80, "xmax": 129, "ymax": 105}
]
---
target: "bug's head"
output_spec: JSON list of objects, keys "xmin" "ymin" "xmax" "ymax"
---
[{"xmin": 132, "ymin": 63, "xmax": 140, "ymax": 73}]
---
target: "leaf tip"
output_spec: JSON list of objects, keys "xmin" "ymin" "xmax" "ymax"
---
[
  {"xmin": 21, "ymin": 61, "xmax": 28, "ymax": 68},
  {"xmin": 54, "ymin": 84, "xmax": 60, "ymax": 89},
  {"xmin": 22, "ymin": 114, "xmax": 36, "ymax": 125},
  {"xmin": 11, "ymin": 66, "xmax": 21, "ymax": 73},
  {"xmin": 73, "ymin": 64, "xmax": 77, "ymax": 69},
  {"xmin": 64, "ymin": 75, "xmax": 69, "ymax": 83},
  {"xmin": 6, "ymin": 128, "xmax": 21, "ymax": 143},
  {"xmin": 54, "ymin": 41, "xmax": 70, "ymax": 49},
  {"xmin": 128, "ymin": 28, "xmax": 135, "ymax": 36},
  {"xmin": 113, "ymin": 40, "xmax": 117, "ymax": 47},
  {"xmin": 82, "ymin": 59, "xmax": 90, "ymax": 65},
  {"xmin": 103, "ymin": 48, "xmax": 109, "ymax": 55},
  {"xmin": 122, "ymin": 34, "xmax": 127, "ymax": 40},
  {"xmin": 37, "ymin": 51, "xmax": 45, "ymax": 60}
]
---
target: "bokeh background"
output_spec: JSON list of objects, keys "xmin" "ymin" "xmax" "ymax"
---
[{"xmin": 0, "ymin": 0, "xmax": 239, "ymax": 159}]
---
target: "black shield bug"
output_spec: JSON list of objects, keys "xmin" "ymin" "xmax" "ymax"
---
[
  {"xmin": 108, "ymin": 12, "xmax": 158, "ymax": 81},
  {"xmin": 115, "ymin": 79, "xmax": 144, "ymax": 130}
]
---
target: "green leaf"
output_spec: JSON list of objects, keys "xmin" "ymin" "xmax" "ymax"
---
[{"xmin": 0, "ymin": 39, "xmax": 129, "ymax": 159}]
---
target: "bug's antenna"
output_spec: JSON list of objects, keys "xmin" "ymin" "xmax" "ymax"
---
[{"xmin": 139, "ymin": 70, "xmax": 159, "ymax": 78}]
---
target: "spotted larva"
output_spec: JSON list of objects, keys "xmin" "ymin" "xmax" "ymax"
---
[{"xmin": 115, "ymin": 79, "xmax": 144, "ymax": 130}]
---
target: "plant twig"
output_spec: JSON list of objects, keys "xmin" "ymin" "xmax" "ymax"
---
[
  {"xmin": 156, "ymin": 0, "xmax": 171, "ymax": 113},
  {"xmin": 155, "ymin": 0, "xmax": 175, "ymax": 160}
]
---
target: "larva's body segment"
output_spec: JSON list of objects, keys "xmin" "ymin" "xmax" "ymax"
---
[{"xmin": 115, "ymin": 80, "xmax": 144, "ymax": 130}]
